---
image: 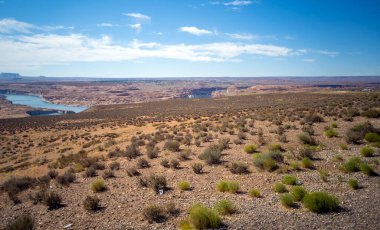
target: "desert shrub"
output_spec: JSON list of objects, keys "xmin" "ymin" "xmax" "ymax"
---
[
  {"xmin": 124, "ymin": 144, "xmax": 140, "ymax": 160},
  {"xmin": 170, "ymin": 159, "xmax": 180, "ymax": 169},
  {"xmin": 217, "ymin": 138, "xmax": 230, "ymax": 150},
  {"xmin": 229, "ymin": 162, "xmax": 249, "ymax": 174},
  {"xmin": 301, "ymin": 157, "xmax": 314, "ymax": 169},
  {"xmin": 102, "ymin": 170, "xmax": 115, "ymax": 179},
  {"xmin": 273, "ymin": 183, "xmax": 287, "ymax": 193},
  {"xmin": 282, "ymin": 175, "xmax": 297, "ymax": 185},
  {"xmin": 361, "ymin": 109, "xmax": 380, "ymax": 118},
  {"xmin": 148, "ymin": 174, "xmax": 167, "ymax": 193},
  {"xmin": 56, "ymin": 170, "xmax": 76, "ymax": 185},
  {"xmin": 4, "ymin": 213, "xmax": 35, "ymax": 230},
  {"xmin": 216, "ymin": 181, "xmax": 239, "ymax": 193},
  {"xmin": 195, "ymin": 140, "xmax": 201, "ymax": 147},
  {"xmin": 318, "ymin": 168, "xmax": 329, "ymax": 182},
  {"xmin": 178, "ymin": 181, "xmax": 191, "ymax": 191},
  {"xmin": 109, "ymin": 162, "xmax": 120, "ymax": 170},
  {"xmin": 267, "ymin": 150, "xmax": 284, "ymax": 162},
  {"xmin": 340, "ymin": 143, "xmax": 348, "ymax": 150},
  {"xmin": 126, "ymin": 167, "xmax": 140, "ymax": 177},
  {"xmin": 192, "ymin": 163, "xmax": 203, "ymax": 174},
  {"xmin": 91, "ymin": 179, "xmax": 106, "ymax": 192},
  {"xmin": 348, "ymin": 179, "xmax": 359, "ymax": 190},
  {"xmin": 179, "ymin": 149, "xmax": 191, "ymax": 161},
  {"xmin": 331, "ymin": 122, "xmax": 338, "ymax": 128},
  {"xmin": 48, "ymin": 170, "xmax": 58, "ymax": 179},
  {"xmin": 298, "ymin": 146, "xmax": 315, "ymax": 159},
  {"xmin": 298, "ymin": 133, "xmax": 317, "ymax": 145},
  {"xmin": 364, "ymin": 132, "xmax": 380, "ymax": 143},
  {"xmin": 253, "ymin": 154, "xmax": 277, "ymax": 171},
  {"xmin": 199, "ymin": 145, "xmax": 222, "ymax": 165},
  {"xmin": 214, "ymin": 199, "xmax": 237, "ymax": 215},
  {"xmin": 160, "ymin": 159, "xmax": 170, "ymax": 168},
  {"xmin": 290, "ymin": 186, "xmax": 307, "ymax": 201},
  {"xmin": 143, "ymin": 205, "xmax": 166, "ymax": 223},
  {"xmin": 280, "ymin": 193, "xmax": 295, "ymax": 208},
  {"xmin": 164, "ymin": 140, "xmax": 180, "ymax": 152},
  {"xmin": 237, "ymin": 132, "xmax": 246, "ymax": 140},
  {"xmin": 359, "ymin": 163, "xmax": 376, "ymax": 176},
  {"xmin": 1, "ymin": 176, "xmax": 36, "ymax": 203},
  {"xmin": 267, "ymin": 143, "xmax": 283, "ymax": 152},
  {"xmin": 302, "ymin": 192, "xmax": 339, "ymax": 213},
  {"xmin": 146, "ymin": 147, "xmax": 159, "ymax": 159},
  {"xmin": 248, "ymin": 189, "xmax": 261, "ymax": 198},
  {"xmin": 43, "ymin": 191, "xmax": 62, "ymax": 209},
  {"xmin": 186, "ymin": 203, "xmax": 221, "ymax": 229},
  {"xmin": 360, "ymin": 146, "xmax": 374, "ymax": 157},
  {"xmin": 244, "ymin": 144, "xmax": 257, "ymax": 153},
  {"xmin": 290, "ymin": 161, "xmax": 301, "ymax": 170},
  {"xmin": 137, "ymin": 158, "xmax": 150, "ymax": 168},
  {"xmin": 346, "ymin": 122, "xmax": 379, "ymax": 144},
  {"xmin": 85, "ymin": 166, "xmax": 97, "ymax": 177},
  {"xmin": 341, "ymin": 157, "xmax": 361, "ymax": 172},
  {"xmin": 325, "ymin": 129, "xmax": 338, "ymax": 138},
  {"xmin": 305, "ymin": 113, "xmax": 324, "ymax": 123},
  {"xmin": 83, "ymin": 195, "xmax": 100, "ymax": 212},
  {"xmin": 302, "ymin": 125, "xmax": 315, "ymax": 136},
  {"xmin": 165, "ymin": 202, "xmax": 180, "ymax": 216}
]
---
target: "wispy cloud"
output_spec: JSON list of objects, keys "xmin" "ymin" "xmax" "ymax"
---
[
  {"xmin": 179, "ymin": 26, "xmax": 213, "ymax": 36},
  {"xmin": 0, "ymin": 18, "xmax": 73, "ymax": 34},
  {"xmin": 123, "ymin": 13, "xmax": 151, "ymax": 21},
  {"xmin": 303, "ymin": 58, "xmax": 316, "ymax": 62},
  {"xmin": 297, "ymin": 49, "xmax": 339, "ymax": 57},
  {"xmin": 97, "ymin": 23, "xmax": 119, "ymax": 27},
  {"xmin": 224, "ymin": 0, "xmax": 253, "ymax": 6},
  {"xmin": 129, "ymin": 23, "xmax": 142, "ymax": 33},
  {"xmin": 0, "ymin": 33, "xmax": 295, "ymax": 70}
]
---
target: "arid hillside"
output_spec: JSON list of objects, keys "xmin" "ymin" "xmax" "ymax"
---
[{"xmin": 0, "ymin": 92, "xmax": 379, "ymax": 229}]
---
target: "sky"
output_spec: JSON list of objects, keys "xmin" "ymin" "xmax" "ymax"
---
[{"xmin": 0, "ymin": 0, "xmax": 379, "ymax": 78}]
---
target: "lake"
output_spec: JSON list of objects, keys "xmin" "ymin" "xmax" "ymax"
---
[{"xmin": 2, "ymin": 94, "xmax": 87, "ymax": 113}]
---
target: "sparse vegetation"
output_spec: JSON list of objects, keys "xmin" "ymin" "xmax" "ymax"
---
[
  {"xmin": 83, "ymin": 195, "xmax": 100, "ymax": 212},
  {"xmin": 244, "ymin": 144, "xmax": 257, "ymax": 153},
  {"xmin": 199, "ymin": 144, "xmax": 222, "ymax": 165},
  {"xmin": 191, "ymin": 163, "xmax": 203, "ymax": 174},
  {"xmin": 280, "ymin": 193, "xmax": 295, "ymax": 208},
  {"xmin": 290, "ymin": 186, "xmax": 307, "ymax": 201},
  {"xmin": 183, "ymin": 203, "xmax": 222, "ymax": 229},
  {"xmin": 282, "ymin": 175, "xmax": 297, "ymax": 185},
  {"xmin": 178, "ymin": 181, "xmax": 191, "ymax": 191},
  {"xmin": 348, "ymin": 179, "xmax": 359, "ymax": 190},
  {"xmin": 360, "ymin": 146, "xmax": 374, "ymax": 157},
  {"xmin": 303, "ymin": 192, "xmax": 340, "ymax": 213},
  {"xmin": 248, "ymin": 189, "xmax": 261, "ymax": 198},
  {"xmin": 91, "ymin": 179, "xmax": 106, "ymax": 192},
  {"xmin": 214, "ymin": 199, "xmax": 237, "ymax": 215},
  {"xmin": 217, "ymin": 181, "xmax": 240, "ymax": 193},
  {"xmin": 273, "ymin": 183, "xmax": 287, "ymax": 193}
]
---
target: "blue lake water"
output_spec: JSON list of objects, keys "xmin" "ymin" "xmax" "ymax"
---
[{"xmin": 2, "ymin": 94, "xmax": 87, "ymax": 113}]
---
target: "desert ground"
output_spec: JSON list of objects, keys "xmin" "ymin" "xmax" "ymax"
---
[{"xmin": 0, "ymin": 92, "xmax": 379, "ymax": 229}]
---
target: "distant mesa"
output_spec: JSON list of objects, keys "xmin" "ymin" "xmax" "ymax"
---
[{"xmin": 0, "ymin": 73, "xmax": 22, "ymax": 81}]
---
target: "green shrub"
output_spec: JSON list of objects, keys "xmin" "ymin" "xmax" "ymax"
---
[
  {"xmin": 4, "ymin": 214, "xmax": 35, "ymax": 230},
  {"xmin": 178, "ymin": 181, "xmax": 191, "ymax": 191},
  {"xmin": 290, "ymin": 186, "xmax": 307, "ymax": 201},
  {"xmin": 346, "ymin": 122, "xmax": 378, "ymax": 144},
  {"xmin": 298, "ymin": 133, "xmax": 317, "ymax": 145},
  {"xmin": 361, "ymin": 109, "xmax": 380, "ymax": 118},
  {"xmin": 217, "ymin": 181, "xmax": 239, "ymax": 193},
  {"xmin": 290, "ymin": 161, "xmax": 301, "ymax": 170},
  {"xmin": 91, "ymin": 179, "xmax": 106, "ymax": 192},
  {"xmin": 359, "ymin": 163, "xmax": 376, "ymax": 176},
  {"xmin": 248, "ymin": 189, "xmax": 261, "ymax": 198},
  {"xmin": 303, "ymin": 192, "xmax": 339, "ymax": 213},
  {"xmin": 267, "ymin": 143, "xmax": 283, "ymax": 152},
  {"xmin": 282, "ymin": 175, "xmax": 297, "ymax": 185},
  {"xmin": 325, "ymin": 129, "xmax": 338, "ymax": 138},
  {"xmin": 244, "ymin": 144, "xmax": 257, "ymax": 153},
  {"xmin": 280, "ymin": 193, "xmax": 295, "ymax": 208},
  {"xmin": 360, "ymin": 146, "xmax": 374, "ymax": 157},
  {"xmin": 191, "ymin": 163, "xmax": 203, "ymax": 174},
  {"xmin": 348, "ymin": 179, "xmax": 359, "ymax": 190},
  {"xmin": 318, "ymin": 168, "xmax": 329, "ymax": 182},
  {"xmin": 273, "ymin": 183, "xmax": 287, "ymax": 193},
  {"xmin": 301, "ymin": 157, "xmax": 314, "ymax": 169},
  {"xmin": 340, "ymin": 143, "xmax": 348, "ymax": 150},
  {"xmin": 298, "ymin": 146, "xmax": 315, "ymax": 159},
  {"xmin": 214, "ymin": 199, "xmax": 237, "ymax": 215},
  {"xmin": 253, "ymin": 154, "xmax": 278, "ymax": 171},
  {"xmin": 364, "ymin": 132, "xmax": 380, "ymax": 143},
  {"xmin": 83, "ymin": 195, "xmax": 100, "ymax": 212},
  {"xmin": 342, "ymin": 157, "xmax": 361, "ymax": 172},
  {"xmin": 331, "ymin": 122, "xmax": 338, "ymax": 128},
  {"xmin": 187, "ymin": 204, "xmax": 221, "ymax": 229},
  {"xmin": 199, "ymin": 145, "xmax": 222, "ymax": 165}
]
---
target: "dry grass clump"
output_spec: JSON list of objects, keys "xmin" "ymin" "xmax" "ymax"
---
[
  {"xmin": 83, "ymin": 195, "xmax": 100, "ymax": 212},
  {"xmin": 91, "ymin": 179, "xmax": 106, "ymax": 192},
  {"xmin": 180, "ymin": 203, "xmax": 221, "ymax": 229},
  {"xmin": 214, "ymin": 199, "xmax": 237, "ymax": 215},
  {"xmin": 216, "ymin": 181, "xmax": 240, "ymax": 193},
  {"xmin": 191, "ymin": 163, "xmax": 203, "ymax": 174},
  {"xmin": 303, "ymin": 192, "xmax": 340, "ymax": 213},
  {"xmin": 199, "ymin": 144, "xmax": 222, "ymax": 165},
  {"xmin": 229, "ymin": 162, "xmax": 249, "ymax": 174},
  {"xmin": 3, "ymin": 213, "xmax": 35, "ymax": 230}
]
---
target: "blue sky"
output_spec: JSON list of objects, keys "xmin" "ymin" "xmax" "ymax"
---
[{"xmin": 0, "ymin": 0, "xmax": 379, "ymax": 77}]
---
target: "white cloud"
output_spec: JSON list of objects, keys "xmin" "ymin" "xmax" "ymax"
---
[
  {"xmin": 129, "ymin": 23, "xmax": 142, "ymax": 33},
  {"xmin": 226, "ymin": 33, "xmax": 257, "ymax": 40},
  {"xmin": 97, "ymin": 23, "xmax": 119, "ymax": 27},
  {"xmin": 296, "ymin": 49, "xmax": 339, "ymax": 57},
  {"xmin": 303, "ymin": 58, "xmax": 316, "ymax": 62},
  {"xmin": 0, "ymin": 18, "xmax": 73, "ymax": 34},
  {"xmin": 224, "ymin": 0, "xmax": 253, "ymax": 6},
  {"xmin": 123, "ymin": 13, "xmax": 151, "ymax": 21},
  {"xmin": 179, "ymin": 26, "xmax": 213, "ymax": 36},
  {"xmin": 0, "ymin": 33, "xmax": 295, "ymax": 70},
  {"xmin": 0, "ymin": 18, "xmax": 34, "ymax": 33}
]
